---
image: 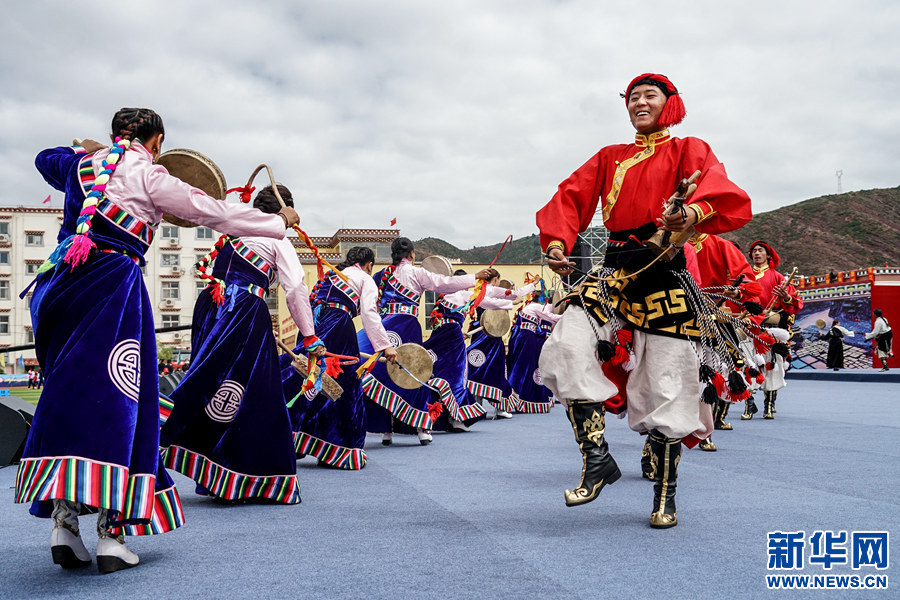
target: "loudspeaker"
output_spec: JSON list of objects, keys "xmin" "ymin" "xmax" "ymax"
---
[
  {"xmin": 158, "ymin": 374, "xmax": 182, "ymax": 396},
  {"xmin": 0, "ymin": 396, "xmax": 34, "ymax": 468}
]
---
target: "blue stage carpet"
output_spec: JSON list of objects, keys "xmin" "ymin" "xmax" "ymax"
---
[{"xmin": 1, "ymin": 379, "xmax": 896, "ymax": 599}]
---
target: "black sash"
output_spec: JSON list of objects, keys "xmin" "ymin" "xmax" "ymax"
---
[{"xmin": 566, "ymin": 223, "xmax": 703, "ymax": 341}]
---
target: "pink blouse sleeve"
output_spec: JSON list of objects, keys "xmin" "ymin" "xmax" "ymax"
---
[
  {"xmin": 145, "ymin": 166, "xmax": 286, "ymax": 239},
  {"xmin": 273, "ymin": 238, "xmax": 316, "ymax": 337},
  {"xmin": 411, "ymin": 267, "xmax": 477, "ymax": 294},
  {"xmin": 357, "ymin": 272, "xmax": 392, "ymax": 352},
  {"xmin": 540, "ymin": 304, "xmax": 562, "ymax": 324}
]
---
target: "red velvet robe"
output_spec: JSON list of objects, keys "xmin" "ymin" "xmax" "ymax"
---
[
  {"xmin": 753, "ymin": 264, "xmax": 803, "ymax": 315},
  {"xmin": 690, "ymin": 233, "xmax": 762, "ymax": 314}
]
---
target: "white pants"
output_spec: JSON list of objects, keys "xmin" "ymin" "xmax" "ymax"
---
[{"xmin": 539, "ymin": 306, "xmax": 712, "ymax": 440}]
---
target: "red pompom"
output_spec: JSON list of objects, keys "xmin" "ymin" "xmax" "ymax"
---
[
  {"xmin": 711, "ymin": 372, "xmax": 726, "ymax": 396},
  {"xmin": 427, "ymin": 402, "xmax": 443, "ymax": 420},
  {"xmin": 616, "ymin": 330, "xmax": 633, "ymax": 346},
  {"xmin": 756, "ymin": 373, "xmax": 765, "ymax": 384},
  {"xmin": 611, "ymin": 344, "xmax": 630, "ymax": 366},
  {"xmin": 211, "ymin": 282, "xmax": 225, "ymax": 306}
]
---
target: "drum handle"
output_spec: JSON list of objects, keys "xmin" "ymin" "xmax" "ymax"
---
[
  {"xmin": 359, "ymin": 351, "xmax": 390, "ymax": 364},
  {"xmin": 244, "ymin": 164, "xmax": 349, "ymax": 282}
]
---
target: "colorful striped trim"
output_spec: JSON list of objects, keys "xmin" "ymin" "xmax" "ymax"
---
[
  {"xmin": 292, "ymin": 431, "xmax": 366, "ymax": 470},
  {"xmin": 360, "ymin": 372, "xmax": 432, "ymax": 430},
  {"xmin": 115, "ymin": 483, "xmax": 185, "ymax": 536},
  {"xmin": 383, "ymin": 302, "xmax": 419, "ymax": 317},
  {"xmin": 96, "ymin": 198, "xmax": 155, "ymax": 246},
  {"xmin": 510, "ymin": 391, "xmax": 553, "ymax": 414},
  {"xmin": 162, "ymin": 445, "xmax": 300, "ymax": 504},
  {"xmin": 78, "ymin": 154, "xmax": 155, "ymax": 246},
  {"xmin": 516, "ymin": 321, "xmax": 541, "ymax": 334},
  {"xmin": 324, "ymin": 301, "xmax": 353, "ymax": 316},
  {"xmin": 328, "ymin": 270, "xmax": 360, "ymax": 305},
  {"xmin": 231, "ymin": 239, "xmax": 275, "ymax": 285},
  {"xmin": 431, "ymin": 316, "xmax": 459, "ymax": 329},
  {"xmin": 466, "ymin": 380, "xmax": 504, "ymax": 402},
  {"xmin": 159, "ymin": 394, "xmax": 174, "ymax": 426},
  {"xmin": 16, "ymin": 455, "xmax": 128, "ymax": 510},
  {"xmin": 429, "ymin": 377, "xmax": 486, "ymax": 422},
  {"xmin": 383, "ymin": 270, "xmax": 421, "ymax": 303},
  {"xmin": 246, "ymin": 282, "xmax": 268, "ymax": 299},
  {"xmin": 14, "ymin": 455, "xmax": 181, "ymax": 536},
  {"xmin": 78, "ymin": 153, "xmax": 97, "ymax": 194}
]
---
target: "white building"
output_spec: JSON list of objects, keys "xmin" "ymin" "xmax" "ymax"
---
[{"xmin": 0, "ymin": 206, "xmax": 225, "ymax": 370}]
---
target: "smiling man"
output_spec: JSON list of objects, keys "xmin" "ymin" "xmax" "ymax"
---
[{"xmin": 536, "ymin": 73, "xmax": 752, "ymax": 528}]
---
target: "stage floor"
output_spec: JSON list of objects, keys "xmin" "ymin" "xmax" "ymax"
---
[{"xmin": 1, "ymin": 379, "xmax": 897, "ymax": 599}]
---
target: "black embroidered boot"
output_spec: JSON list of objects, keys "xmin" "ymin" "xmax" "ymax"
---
[
  {"xmin": 713, "ymin": 399, "xmax": 733, "ymax": 430},
  {"xmin": 649, "ymin": 430, "xmax": 681, "ymax": 529},
  {"xmin": 564, "ymin": 401, "xmax": 621, "ymax": 506},
  {"xmin": 764, "ymin": 391, "xmax": 775, "ymax": 419},
  {"xmin": 741, "ymin": 396, "xmax": 758, "ymax": 420},
  {"xmin": 641, "ymin": 437, "xmax": 653, "ymax": 480}
]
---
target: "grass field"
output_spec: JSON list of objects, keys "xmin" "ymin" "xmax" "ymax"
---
[{"xmin": 2, "ymin": 387, "xmax": 41, "ymax": 405}]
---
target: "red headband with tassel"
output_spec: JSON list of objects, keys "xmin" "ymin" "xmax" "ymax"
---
[{"xmin": 624, "ymin": 73, "xmax": 686, "ymax": 128}]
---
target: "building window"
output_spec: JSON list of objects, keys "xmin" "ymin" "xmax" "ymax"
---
[
  {"xmin": 161, "ymin": 253, "xmax": 180, "ymax": 266},
  {"xmin": 0, "ymin": 222, "xmax": 9, "ymax": 236},
  {"xmin": 423, "ymin": 291, "xmax": 437, "ymax": 331},
  {"xmin": 161, "ymin": 314, "xmax": 180, "ymax": 328},
  {"xmin": 196, "ymin": 227, "xmax": 213, "ymax": 240},
  {"xmin": 162, "ymin": 282, "xmax": 180, "ymax": 300},
  {"xmin": 0, "ymin": 280, "xmax": 9, "ymax": 300},
  {"xmin": 0, "ymin": 316, "xmax": 8, "ymax": 335},
  {"xmin": 26, "ymin": 233, "xmax": 44, "ymax": 247},
  {"xmin": 0, "ymin": 252, "xmax": 8, "ymax": 265},
  {"xmin": 160, "ymin": 225, "xmax": 179, "ymax": 239},
  {"xmin": 196, "ymin": 281, "xmax": 207, "ymax": 299},
  {"xmin": 26, "ymin": 262, "xmax": 41, "ymax": 275},
  {"xmin": 25, "ymin": 329, "xmax": 34, "ymax": 344}
]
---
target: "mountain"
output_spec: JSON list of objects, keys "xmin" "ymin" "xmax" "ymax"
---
[
  {"xmin": 720, "ymin": 187, "xmax": 900, "ymax": 275},
  {"xmin": 414, "ymin": 234, "xmax": 543, "ymax": 265},
  {"xmin": 415, "ymin": 187, "xmax": 900, "ymax": 274}
]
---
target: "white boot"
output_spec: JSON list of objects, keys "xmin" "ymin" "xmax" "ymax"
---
[
  {"xmin": 448, "ymin": 418, "xmax": 470, "ymax": 433},
  {"xmin": 50, "ymin": 500, "xmax": 91, "ymax": 568},
  {"xmin": 96, "ymin": 509, "xmax": 139, "ymax": 574},
  {"xmin": 417, "ymin": 429, "xmax": 433, "ymax": 446},
  {"xmin": 495, "ymin": 407, "xmax": 513, "ymax": 419},
  {"xmin": 381, "ymin": 432, "xmax": 393, "ymax": 446}
]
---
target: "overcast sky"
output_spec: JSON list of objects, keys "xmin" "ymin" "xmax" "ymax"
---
[{"xmin": 2, "ymin": 1, "xmax": 897, "ymax": 247}]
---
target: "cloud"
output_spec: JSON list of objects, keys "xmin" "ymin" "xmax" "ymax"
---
[{"xmin": 2, "ymin": 0, "xmax": 898, "ymax": 247}]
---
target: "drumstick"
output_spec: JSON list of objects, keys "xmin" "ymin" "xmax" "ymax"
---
[
  {"xmin": 359, "ymin": 351, "xmax": 392, "ymax": 364},
  {"xmin": 274, "ymin": 336, "xmax": 337, "ymax": 402},
  {"xmin": 244, "ymin": 163, "xmax": 348, "ymax": 282}
]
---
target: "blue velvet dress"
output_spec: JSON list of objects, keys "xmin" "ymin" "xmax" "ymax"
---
[
  {"xmin": 358, "ymin": 267, "xmax": 435, "ymax": 435},
  {"xmin": 506, "ymin": 309, "xmax": 554, "ymax": 413},
  {"xmin": 423, "ymin": 295, "xmax": 487, "ymax": 430},
  {"xmin": 159, "ymin": 238, "xmax": 300, "ymax": 504},
  {"xmin": 15, "ymin": 147, "xmax": 184, "ymax": 536},
  {"xmin": 466, "ymin": 307, "xmax": 515, "ymax": 413},
  {"xmin": 280, "ymin": 270, "xmax": 367, "ymax": 469}
]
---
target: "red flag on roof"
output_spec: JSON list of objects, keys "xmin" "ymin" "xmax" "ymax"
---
[{"xmin": 390, "ymin": 218, "xmax": 397, "ymax": 227}]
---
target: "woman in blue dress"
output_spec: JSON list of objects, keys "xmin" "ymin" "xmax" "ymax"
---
[
  {"xmin": 15, "ymin": 108, "xmax": 298, "ymax": 573},
  {"xmin": 281, "ymin": 247, "xmax": 398, "ymax": 469},
  {"xmin": 160, "ymin": 185, "xmax": 321, "ymax": 504},
  {"xmin": 358, "ymin": 238, "xmax": 489, "ymax": 446},
  {"xmin": 423, "ymin": 272, "xmax": 488, "ymax": 433}
]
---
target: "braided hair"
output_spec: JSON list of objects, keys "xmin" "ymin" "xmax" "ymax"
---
[
  {"xmin": 391, "ymin": 237, "xmax": 414, "ymax": 265},
  {"xmin": 253, "ymin": 185, "xmax": 293, "ymax": 214},
  {"xmin": 337, "ymin": 246, "xmax": 375, "ymax": 271},
  {"xmin": 111, "ymin": 108, "xmax": 165, "ymax": 145}
]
